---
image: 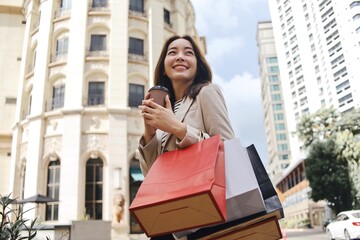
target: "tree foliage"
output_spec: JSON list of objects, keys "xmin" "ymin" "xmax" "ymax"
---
[
  {"xmin": 297, "ymin": 107, "xmax": 360, "ymax": 163},
  {"xmin": 297, "ymin": 107, "xmax": 360, "ymax": 211},
  {"xmin": 305, "ymin": 140, "xmax": 354, "ymax": 213},
  {"xmin": 0, "ymin": 194, "xmax": 38, "ymax": 240}
]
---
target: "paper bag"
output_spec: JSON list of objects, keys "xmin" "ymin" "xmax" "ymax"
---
[
  {"xmin": 129, "ymin": 134, "xmax": 226, "ymax": 237},
  {"xmin": 224, "ymin": 139, "xmax": 265, "ymax": 220},
  {"xmin": 173, "ymin": 138, "xmax": 266, "ymax": 239},
  {"xmin": 186, "ymin": 144, "xmax": 284, "ymax": 240}
]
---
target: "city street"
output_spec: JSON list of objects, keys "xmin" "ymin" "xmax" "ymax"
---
[{"xmin": 282, "ymin": 227, "xmax": 328, "ymax": 240}]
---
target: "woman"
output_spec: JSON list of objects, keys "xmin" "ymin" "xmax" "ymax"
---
[{"xmin": 138, "ymin": 35, "xmax": 235, "ymax": 239}]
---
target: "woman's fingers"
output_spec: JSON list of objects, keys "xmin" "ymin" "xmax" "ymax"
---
[{"xmin": 165, "ymin": 95, "xmax": 172, "ymax": 110}]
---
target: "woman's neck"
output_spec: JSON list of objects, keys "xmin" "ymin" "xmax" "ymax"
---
[{"xmin": 172, "ymin": 81, "xmax": 191, "ymax": 101}]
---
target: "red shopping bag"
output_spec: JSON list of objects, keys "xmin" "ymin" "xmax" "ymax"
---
[{"xmin": 129, "ymin": 134, "xmax": 226, "ymax": 237}]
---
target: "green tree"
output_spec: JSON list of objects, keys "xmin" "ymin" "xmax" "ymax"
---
[
  {"xmin": 305, "ymin": 140, "xmax": 353, "ymax": 213},
  {"xmin": 297, "ymin": 107, "xmax": 360, "ymax": 211}
]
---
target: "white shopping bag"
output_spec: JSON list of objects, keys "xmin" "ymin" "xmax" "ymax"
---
[
  {"xmin": 224, "ymin": 138, "xmax": 266, "ymax": 221},
  {"xmin": 173, "ymin": 138, "xmax": 266, "ymax": 239}
]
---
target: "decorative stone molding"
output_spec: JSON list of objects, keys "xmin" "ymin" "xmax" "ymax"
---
[
  {"xmin": 81, "ymin": 134, "xmax": 108, "ymax": 158},
  {"xmin": 127, "ymin": 135, "xmax": 140, "ymax": 159},
  {"xmin": 43, "ymin": 136, "xmax": 62, "ymax": 160}
]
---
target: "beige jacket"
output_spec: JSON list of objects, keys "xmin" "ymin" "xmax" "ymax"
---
[{"xmin": 138, "ymin": 83, "xmax": 235, "ymax": 176}]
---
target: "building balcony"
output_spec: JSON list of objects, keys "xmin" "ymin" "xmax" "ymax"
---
[
  {"xmin": 128, "ymin": 51, "xmax": 148, "ymax": 63},
  {"xmin": 88, "ymin": 0, "xmax": 110, "ymax": 13},
  {"xmin": 86, "ymin": 49, "xmax": 109, "ymax": 60},
  {"xmin": 47, "ymin": 98, "xmax": 64, "ymax": 111},
  {"xmin": 129, "ymin": 9, "xmax": 147, "ymax": 18},
  {"xmin": 50, "ymin": 52, "xmax": 68, "ymax": 63},
  {"xmin": 54, "ymin": 8, "xmax": 71, "ymax": 19},
  {"xmin": 84, "ymin": 95, "xmax": 105, "ymax": 106}
]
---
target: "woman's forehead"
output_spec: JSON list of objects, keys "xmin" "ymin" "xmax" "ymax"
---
[{"xmin": 168, "ymin": 38, "xmax": 193, "ymax": 49}]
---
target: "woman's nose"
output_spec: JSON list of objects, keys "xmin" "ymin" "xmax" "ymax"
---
[{"xmin": 176, "ymin": 54, "xmax": 185, "ymax": 61}]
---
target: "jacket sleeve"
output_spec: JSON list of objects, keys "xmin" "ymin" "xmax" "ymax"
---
[
  {"xmin": 177, "ymin": 84, "xmax": 235, "ymax": 148},
  {"xmin": 137, "ymin": 133, "xmax": 160, "ymax": 176}
]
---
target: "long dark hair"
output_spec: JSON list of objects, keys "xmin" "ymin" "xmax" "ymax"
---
[{"xmin": 153, "ymin": 35, "xmax": 212, "ymax": 106}]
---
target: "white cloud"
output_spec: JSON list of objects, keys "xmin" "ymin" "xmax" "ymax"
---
[
  {"xmin": 213, "ymin": 72, "xmax": 268, "ymax": 163},
  {"xmin": 206, "ymin": 37, "xmax": 244, "ymax": 65},
  {"xmin": 191, "ymin": 0, "xmax": 270, "ymax": 165},
  {"xmin": 191, "ymin": 0, "xmax": 240, "ymax": 34}
]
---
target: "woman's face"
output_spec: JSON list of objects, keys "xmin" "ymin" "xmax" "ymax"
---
[{"xmin": 164, "ymin": 38, "xmax": 197, "ymax": 86}]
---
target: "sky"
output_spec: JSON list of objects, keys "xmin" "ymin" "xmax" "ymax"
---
[{"xmin": 191, "ymin": 0, "xmax": 272, "ymax": 166}]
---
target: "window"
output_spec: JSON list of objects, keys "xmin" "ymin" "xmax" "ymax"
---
[
  {"xmin": 90, "ymin": 34, "xmax": 106, "ymax": 51},
  {"xmin": 164, "ymin": 8, "xmax": 170, "ymax": 25},
  {"xmin": 275, "ymin": 123, "xmax": 285, "ymax": 130},
  {"xmin": 129, "ymin": 37, "xmax": 144, "ymax": 55},
  {"xmin": 56, "ymin": 37, "xmax": 68, "ymax": 57},
  {"xmin": 60, "ymin": 0, "xmax": 71, "ymax": 9},
  {"xmin": 266, "ymin": 57, "xmax": 278, "ymax": 64},
  {"xmin": 270, "ymin": 85, "xmax": 280, "ymax": 91},
  {"xmin": 279, "ymin": 154, "xmax": 289, "ymax": 160},
  {"xmin": 52, "ymin": 84, "xmax": 65, "ymax": 109},
  {"xmin": 85, "ymin": 158, "xmax": 103, "ymax": 220},
  {"xmin": 333, "ymin": 67, "xmax": 347, "ymax": 80},
  {"xmin": 300, "ymin": 97, "xmax": 308, "ymax": 106},
  {"xmin": 5, "ymin": 97, "xmax": 17, "ymax": 104},
  {"xmin": 88, "ymin": 82, "xmax": 104, "ymax": 105},
  {"xmin": 277, "ymin": 133, "xmax": 287, "ymax": 141},
  {"xmin": 298, "ymin": 86, "xmax": 306, "ymax": 95},
  {"xmin": 269, "ymin": 66, "xmax": 279, "ymax": 73},
  {"xmin": 46, "ymin": 160, "xmax": 60, "ymax": 221},
  {"xmin": 273, "ymin": 103, "xmax": 282, "ymax": 111},
  {"xmin": 269, "ymin": 75, "xmax": 279, "ymax": 82},
  {"xmin": 129, "ymin": 84, "xmax": 144, "ymax": 107},
  {"xmin": 130, "ymin": 159, "xmax": 144, "ymax": 233},
  {"xmin": 350, "ymin": 1, "xmax": 360, "ymax": 8},
  {"xmin": 278, "ymin": 144, "xmax": 288, "ymax": 151},
  {"xmin": 293, "ymin": 54, "xmax": 301, "ymax": 64},
  {"xmin": 129, "ymin": 0, "xmax": 144, "ymax": 13},
  {"xmin": 296, "ymin": 75, "xmax": 304, "ymax": 84},
  {"xmin": 271, "ymin": 94, "xmax": 281, "ymax": 101},
  {"xmin": 336, "ymin": 80, "xmax": 350, "ymax": 94},
  {"xmin": 353, "ymin": 14, "xmax": 360, "ymax": 20},
  {"xmin": 92, "ymin": 0, "xmax": 108, "ymax": 8},
  {"xmin": 339, "ymin": 93, "xmax": 353, "ymax": 107},
  {"xmin": 274, "ymin": 113, "xmax": 284, "ymax": 120}
]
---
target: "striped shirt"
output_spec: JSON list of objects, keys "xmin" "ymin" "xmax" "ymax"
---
[{"xmin": 161, "ymin": 99, "xmax": 183, "ymax": 149}]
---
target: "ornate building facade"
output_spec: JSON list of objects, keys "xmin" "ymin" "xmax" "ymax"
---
[{"xmin": 4, "ymin": 0, "xmax": 205, "ymax": 239}]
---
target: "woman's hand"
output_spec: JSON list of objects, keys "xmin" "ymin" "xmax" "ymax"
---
[
  {"xmin": 139, "ymin": 92, "xmax": 157, "ymax": 144},
  {"xmin": 139, "ymin": 95, "xmax": 186, "ymax": 141}
]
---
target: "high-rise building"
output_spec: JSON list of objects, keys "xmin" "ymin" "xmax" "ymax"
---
[
  {"xmin": 267, "ymin": 0, "xmax": 360, "ymax": 171},
  {"xmin": 256, "ymin": 21, "xmax": 291, "ymax": 181},
  {"xmin": 2, "ymin": 0, "xmax": 205, "ymax": 239}
]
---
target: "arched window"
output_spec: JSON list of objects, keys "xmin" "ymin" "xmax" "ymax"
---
[
  {"xmin": 85, "ymin": 158, "xmax": 103, "ymax": 219},
  {"xmin": 52, "ymin": 82, "xmax": 65, "ymax": 110},
  {"xmin": 46, "ymin": 160, "xmax": 60, "ymax": 221},
  {"xmin": 129, "ymin": 158, "xmax": 144, "ymax": 233}
]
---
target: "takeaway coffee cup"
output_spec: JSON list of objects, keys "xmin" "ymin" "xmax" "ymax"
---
[{"xmin": 148, "ymin": 85, "xmax": 169, "ymax": 107}]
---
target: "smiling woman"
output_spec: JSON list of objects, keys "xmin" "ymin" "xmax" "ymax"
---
[{"xmin": 137, "ymin": 35, "xmax": 235, "ymax": 239}]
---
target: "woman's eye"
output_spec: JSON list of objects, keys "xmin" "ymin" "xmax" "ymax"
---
[
  {"xmin": 186, "ymin": 51, "xmax": 194, "ymax": 55},
  {"xmin": 167, "ymin": 51, "xmax": 176, "ymax": 55}
]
